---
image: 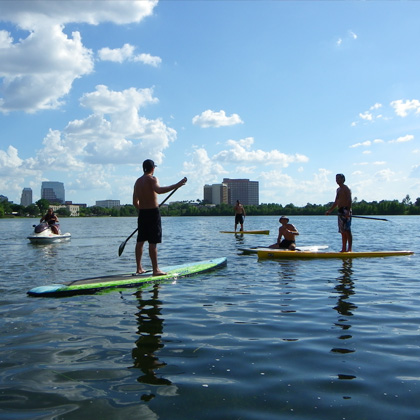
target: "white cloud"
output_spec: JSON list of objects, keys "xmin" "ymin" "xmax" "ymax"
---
[
  {"xmin": 390, "ymin": 99, "xmax": 420, "ymax": 117},
  {"xmin": 10, "ymin": 85, "xmax": 176, "ymax": 174},
  {"xmin": 0, "ymin": 25, "xmax": 94, "ymax": 113},
  {"xmin": 259, "ymin": 168, "xmax": 332, "ymax": 201},
  {"xmin": 0, "ymin": 1, "xmax": 157, "ymax": 28},
  {"xmin": 98, "ymin": 43, "xmax": 162, "ymax": 67},
  {"xmin": 359, "ymin": 111, "xmax": 373, "ymax": 121},
  {"xmin": 375, "ymin": 168, "xmax": 395, "ymax": 182},
  {"xmin": 389, "ymin": 134, "xmax": 414, "ymax": 144},
  {"xmin": 213, "ymin": 137, "xmax": 309, "ymax": 167},
  {"xmin": 0, "ymin": 1, "xmax": 158, "ymax": 113},
  {"xmin": 352, "ymin": 103, "xmax": 384, "ymax": 126},
  {"xmin": 336, "ymin": 30, "xmax": 357, "ymax": 47},
  {"xmin": 350, "ymin": 140, "xmax": 372, "ymax": 148},
  {"xmin": 98, "ymin": 43, "xmax": 136, "ymax": 63},
  {"xmin": 192, "ymin": 109, "xmax": 243, "ymax": 128},
  {"xmin": 133, "ymin": 53, "xmax": 162, "ymax": 67},
  {"xmin": 349, "ymin": 30, "xmax": 358, "ymax": 40}
]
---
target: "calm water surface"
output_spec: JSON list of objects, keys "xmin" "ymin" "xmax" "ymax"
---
[{"xmin": 0, "ymin": 215, "xmax": 419, "ymax": 419}]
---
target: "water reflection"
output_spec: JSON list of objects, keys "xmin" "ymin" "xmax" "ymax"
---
[
  {"xmin": 332, "ymin": 259, "xmax": 358, "ymax": 381},
  {"xmin": 333, "ymin": 259, "xmax": 357, "ymax": 318},
  {"xmin": 131, "ymin": 285, "xmax": 172, "ymax": 389}
]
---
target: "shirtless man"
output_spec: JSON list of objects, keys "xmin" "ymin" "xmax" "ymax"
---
[
  {"xmin": 325, "ymin": 173, "xmax": 352, "ymax": 252},
  {"xmin": 269, "ymin": 216, "xmax": 299, "ymax": 250},
  {"xmin": 234, "ymin": 200, "xmax": 246, "ymax": 232},
  {"xmin": 133, "ymin": 159, "xmax": 187, "ymax": 275}
]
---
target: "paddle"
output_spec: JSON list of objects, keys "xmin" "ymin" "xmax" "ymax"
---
[
  {"xmin": 352, "ymin": 215, "xmax": 389, "ymax": 222},
  {"xmin": 118, "ymin": 188, "xmax": 179, "ymax": 256}
]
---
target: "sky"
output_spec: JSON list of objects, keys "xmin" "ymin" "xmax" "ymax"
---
[{"xmin": 1, "ymin": 0, "xmax": 420, "ymax": 207}]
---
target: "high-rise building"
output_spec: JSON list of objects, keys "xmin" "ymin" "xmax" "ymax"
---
[
  {"xmin": 203, "ymin": 184, "xmax": 228, "ymax": 205},
  {"xmin": 222, "ymin": 178, "xmax": 259, "ymax": 205},
  {"xmin": 41, "ymin": 181, "xmax": 65, "ymax": 204},
  {"xmin": 20, "ymin": 188, "xmax": 33, "ymax": 207}
]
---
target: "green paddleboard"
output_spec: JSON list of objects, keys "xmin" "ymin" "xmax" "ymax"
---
[{"xmin": 27, "ymin": 257, "xmax": 227, "ymax": 297}]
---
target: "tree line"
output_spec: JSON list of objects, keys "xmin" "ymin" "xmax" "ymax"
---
[{"xmin": 1, "ymin": 194, "xmax": 420, "ymax": 218}]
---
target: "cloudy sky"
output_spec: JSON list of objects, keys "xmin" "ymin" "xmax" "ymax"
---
[{"xmin": 1, "ymin": 0, "xmax": 420, "ymax": 206}]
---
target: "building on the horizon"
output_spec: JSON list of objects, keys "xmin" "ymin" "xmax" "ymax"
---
[
  {"xmin": 95, "ymin": 199, "xmax": 121, "ymax": 209},
  {"xmin": 41, "ymin": 181, "xmax": 65, "ymax": 204},
  {"xmin": 50, "ymin": 204, "xmax": 80, "ymax": 217},
  {"xmin": 203, "ymin": 183, "xmax": 228, "ymax": 205},
  {"xmin": 222, "ymin": 178, "xmax": 259, "ymax": 205},
  {"xmin": 20, "ymin": 188, "xmax": 32, "ymax": 207}
]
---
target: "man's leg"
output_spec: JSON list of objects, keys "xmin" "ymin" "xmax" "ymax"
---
[
  {"xmin": 135, "ymin": 241, "xmax": 146, "ymax": 274},
  {"xmin": 345, "ymin": 231, "xmax": 353, "ymax": 252},
  {"xmin": 149, "ymin": 243, "xmax": 167, "ymax": 276}
]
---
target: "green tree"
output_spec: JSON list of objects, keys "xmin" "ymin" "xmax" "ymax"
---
[
  {"xmin": 25, "ymin": 204, "xmax": 40, "ymax": 216},
  {"xmin": 56, "ymin": 207, "xmax": 71, "ymax": 217},
  {"xmin": 36, "ymin": 199, "xmax": 50, "ymax": 214}
]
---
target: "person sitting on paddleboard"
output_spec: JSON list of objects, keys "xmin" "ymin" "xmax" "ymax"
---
[
  {"xmin": 234, "ymin": 200, "xmax": 246, "ymax": 232},
  {"xmin": 269, "ymin": 216, "xmax": 299, "ymax": 250},
  {"xmin": 40, "ymin": 208, "xmax": 59, "ymax": 235}
]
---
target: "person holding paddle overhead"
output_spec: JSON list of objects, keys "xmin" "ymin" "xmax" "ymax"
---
[
  {"xmin": 269, "ymin": 216, "xmax": 299, "ymax": 250},
  {"xmin": 234, "ymin": 200, "xmax": 246, "ymax": 232},
  {"xmin": 325, "ymin": 173, "xmax": 353, "ymax": 252},
  {"xmin": 133, "ymin": 159, "xmax": 187, "ymax": 276}
]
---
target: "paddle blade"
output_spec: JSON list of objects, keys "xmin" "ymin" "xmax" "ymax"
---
[{"xmin": 118, "ymin": 240, "xmax": 127, "ymax": 256}]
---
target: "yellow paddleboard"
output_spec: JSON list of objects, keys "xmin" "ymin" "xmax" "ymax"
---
[{"xmin": 257, "ymin": 250, "xmax": 414, "ymax": 259}]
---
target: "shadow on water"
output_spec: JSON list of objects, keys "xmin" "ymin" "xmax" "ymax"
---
[
  {"xmin": 131, "ymin": 285, "xmax": 172, "ymax": 402},
  {"xmin": 331, "ymin": 259, "xmax": 358, "ymax": 381}
]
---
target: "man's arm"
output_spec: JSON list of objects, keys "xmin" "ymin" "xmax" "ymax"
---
[
  {"xmin": 154, "ymin": 177, "xmax": 187, "ymax": 194},
  {"xmin": 326, "ymin": 189, "xmax": 339, "ymax": 215}
]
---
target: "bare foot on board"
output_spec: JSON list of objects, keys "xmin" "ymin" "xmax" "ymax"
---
[{"xmin": 153, "ymin": 271, "xmax": 167, "ymax": 276}]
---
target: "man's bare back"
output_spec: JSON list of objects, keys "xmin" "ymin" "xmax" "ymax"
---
[{"xmin": 133, "ymin": 174, "xmax": 159, "ymax": 209}]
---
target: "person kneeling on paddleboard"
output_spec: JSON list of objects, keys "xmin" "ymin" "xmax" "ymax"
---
[{"xmin": 269, "ymin": 216, "xmax": 299, "ymax": 250}]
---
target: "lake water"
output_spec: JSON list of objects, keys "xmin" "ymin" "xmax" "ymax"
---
[{"xmin": 0, "ymin": 215, "xmax": 419, "ymax": 420}]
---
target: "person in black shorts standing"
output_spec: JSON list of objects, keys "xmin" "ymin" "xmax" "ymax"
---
[
  {"xmin": 133, "ymin": 159, "xmax": 187, "ymax": 275},
  {"xmin": 234, "ymin": 200, "xmax": 246, "ymax": 232}
]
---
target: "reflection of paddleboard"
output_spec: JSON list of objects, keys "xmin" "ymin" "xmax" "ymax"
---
[
  {"xmin": 239, "ymin": 245, "xmax": 329, "ymax": 254},
  {"xmin": 257, "ymin": 250, "xmax": 414, "ymax": 259},
  {"xmin": 27, "ymin": 257, "xmax": 227, "ymax": 297},
  {"xmin": 220, "ymin": 230, "xmax": 270, "ymax": 235}
]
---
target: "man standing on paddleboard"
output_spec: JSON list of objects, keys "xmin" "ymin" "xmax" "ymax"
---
[
  {"xmin": 325, "ymin": 173, "xmax": 353, "ymax": 252},
  {"xmin": 234, "ymin": 200, "xmax": 246, "ymax": 232},
  {"xmin": 133, "ymin": 159, "xmax": 187, "ymax": 276}
]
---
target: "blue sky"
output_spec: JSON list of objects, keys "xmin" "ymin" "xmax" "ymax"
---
[{"xmin": 1, "ymin": 0, "xmax": 420, "ymax": 207}]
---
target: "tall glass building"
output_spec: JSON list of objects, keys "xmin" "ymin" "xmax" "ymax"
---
[
  {"xmin": 20, "ymin": 188, "xmax": 33, "ymax": 206},
  {"xmin": 222, "ymin": 178, "xmax": 259, "ymax": 205},
  {"xmin": 41, "ymin": 182, "xmax": 65, "ymax": 204},
  {"xmin": 203, "ymin": 183, "xmax": 228, "ymax": 205}
]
